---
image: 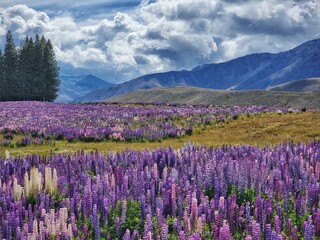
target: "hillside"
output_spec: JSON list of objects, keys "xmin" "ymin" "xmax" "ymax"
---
[
  {"xmin": 106, "ymin": 87, "xmax": 320, "ymax": 108},
  {"xmin": 79, "ymin": 39, "xmax": 320, "ymax": 102},
  {"xmin": 267, "ymin": 78, "xmax": 320, "ymax": 92}
]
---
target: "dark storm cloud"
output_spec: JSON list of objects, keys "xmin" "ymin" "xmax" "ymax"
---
[{"xmin": 231, "ymin": 15, "xmax": 306, "ymax": 36}]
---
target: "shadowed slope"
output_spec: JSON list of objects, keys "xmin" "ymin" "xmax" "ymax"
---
[{"xmin": 267, "ymin": 78, "xmax": 320, "ymax": 92}]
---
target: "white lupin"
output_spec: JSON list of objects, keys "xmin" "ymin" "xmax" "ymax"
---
[{"xmin": 13, "ymin": 177, "xmax": 23, "ymax": 200}]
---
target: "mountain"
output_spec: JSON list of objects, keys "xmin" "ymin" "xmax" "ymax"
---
[
  {"xmin": 106, "ymin": 86, "xmax": 320, "ymax": 109},
  {"xmin": 75, "ymin": 74, "xmax": 113, "ymax": 89},
  {"xmin": 267, "ymin": 78, "xmax": 320, "ymax": 92},
  {"xmin": 56, "ymin": 75, "xmax": 114, "ymax": 102},
  {"xmin": 79, "ymin": 39, "xmax": 320, "ymax": 102}
]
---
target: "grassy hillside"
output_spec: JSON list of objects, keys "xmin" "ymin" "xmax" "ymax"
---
[
  {"xmin": 1, "ymin": 111, "xmax": 319, "ymax": 157},
  {"xmin": 267, "ymin": 78, "xmax": 320, "ymax": 92},
  {"xmin": 105, "ymin": 86, "xmax": 320, "ymax": 108}
]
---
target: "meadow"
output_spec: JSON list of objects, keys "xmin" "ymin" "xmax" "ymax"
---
[{"xmin": 0, "ymin": 101, "xmax": 319, "ymax": 239}]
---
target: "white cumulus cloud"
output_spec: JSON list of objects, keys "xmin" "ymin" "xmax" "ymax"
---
[{"xmin": 0, "ymin": 0, "xmax": 320, "ymax": 82}]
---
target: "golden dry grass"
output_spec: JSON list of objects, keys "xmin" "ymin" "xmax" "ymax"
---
[{"xmin": 1, "ymin": 111, "xmax": 319, "ymax": 157}]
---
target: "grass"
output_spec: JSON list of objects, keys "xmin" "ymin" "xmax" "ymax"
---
[
  {"xmin": 1, "ymin": 111, "xmax": 319, "ymax": 157},
  {"xmin": 106, "ymin": 86, "xmax": 320, "ymax": 109}
]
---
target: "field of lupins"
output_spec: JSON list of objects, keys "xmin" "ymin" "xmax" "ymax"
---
[
  {"xmin": 0, "ymin": 102, "xmax": 297, "ymax": 143},
  {"xmin": 0, "ymin": 101, "xmax": 319, "ymax": 239},
  {"xmin": 0, "ymin": 142, "xmax": 320, "ymax": 239}
]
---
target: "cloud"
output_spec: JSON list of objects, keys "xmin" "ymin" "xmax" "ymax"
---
[
  {"xmin": 55, "ymin": 46, "xmax": 108, "ymax": 68},
  {"xmin": 0, "ymin": 5, "xmax": 49, "ymax": 36},
  {"xmin": 0, "ymin": 0, "xmax": 320, "ymax": 83},
  {"xmin": 227, "ymin": 0, "xmax": 317, "ymax": 36}
]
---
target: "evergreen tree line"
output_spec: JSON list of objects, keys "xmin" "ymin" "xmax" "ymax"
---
[{"xmin": 0, "ymin": 30, "xmax": 60, "ymax": 101}]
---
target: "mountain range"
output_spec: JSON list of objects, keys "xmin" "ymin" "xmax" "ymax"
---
[
  {"xmin": 56, "ymin": 74, "xmax": 114, "ymax": 102},
  {"xmin": 77, "ymin": 38, "xmax": 320, "ymax": 102}
]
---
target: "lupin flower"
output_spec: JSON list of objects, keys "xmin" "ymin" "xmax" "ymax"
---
[
  {"xmin": 252, "ymin": 220, "xmax": 260, "ymax": 240},
  {"xmin": 13, "ymin": 177, "xmax": 23, "ymax": 200},
  {"xmin": 24, "ymin": 167, "xmax": 42, "ymax": 198},
  {"xmin": 116, "ymin": 217, "xmax": 121, "ymax": 237},
  {"xmin": 0, "ymin": 137, "xmax": 318, "ymax": 239},
  {"xmin": 219, "ymin": 220, "xmax": 231, "ymax": 240},
  {"xmin": 265, "ymin": 224, "xmax": 272, "ymax": 240},
  {"xmin": 196, "ymin": 217, "xmax": 203, "ymax": 234},
  {"xmin": 286, "ymin": 218, "xmax": 292, "ymax": 237},
  {"xmin": 161, "ymin": 223, "xmax": 169, "ymax": 240},
  {"xmin": 291, "ymin": 226, "xmax": 299, "ymax": 240},
  {"xmin": 92, "ymin": 204, "xmax": 100, "ymax": 240},
  {"xmin": 191, "ymin": 198, "xmax": 198, "ymax": 227},
  {"xmin": 304, "ymin": 216, "xmax": 314, "ymax": 240},
  {"xmin": 144, "ymin": 214, "xmax": 153, "ymax": 238},
  {"xmin": 45, "ymin": 167, "xmax": 58, "ymax": 194},
  {"xmin": 274, "ymin": 215, "xmax": 281, "ymax": 234},
  {"xmin": 123, "ymin": 229, "xmax": 130, "ymax": 240},
  {"xmin": 179, "ymin": 231, "xmax": 186, "ymax": 240},
  {"xmin": 313, "ymin": 208, "xmax": 320, "ymax": 235},
  {"xmin": 121, "ymin": 200, "xmax": 127, "ymax": 223}
]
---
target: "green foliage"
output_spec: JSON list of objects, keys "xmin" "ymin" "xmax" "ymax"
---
[
  {"xmin": 168, "ymin": 233, "xmax": 179, "ymax": 240},
  {"xmin": 106, "ymin": 199, "xmax": 142, "ymax": 239},
  {"xmin": 121, "ymin": 199, "xmax": 142, "ymax": 234},
  {"xmin": 226, "ymin": 185, "xmax": 255, "ymax": 205},
  {"xmin": 166, "ymin": 216, "xmax": 176, "ymax": 234},
  {"xmin": 236, "ymin": 187, "xmax": 255, "ymax": 205},
  {"xmin": 53, "ymin": 193, "xmax": 65, "ymax": 209},
  {"xmin": 0, "ymin": 31, "xmax": 60, "ymax": 101},
  {"xmin": 86, "ymin": 170, "xmax": 95, "ymax": 180},
  {"xmin": 3, "ymin": 30, "xmax": 18, "ymax": 100},
  {"xmin": 152, "ymin": 216, "xmax": 160, "ymax": 236},
  {"xmin": 26, "ymin": 194, "xmax": 37, "ymax": 207},
  {"xmin": 107, "ymin": 201, "xmax": 122, "ymax": 237},
  {"xmin": 204, "ymin": 186, "xmax": 214, "ymax": 200},
  {"xmin": 202, "ymin": 223, "xmax": 213, "ymax": 239},
  {"xmin": 43, "ymin": 39, "xmax": 60, "ymax": 101},
  {"xmin": 226, "ymin": 184, "xmax": 235, "ymax": 196},
  {"xmin": 76, "ymin": 218, "xmax": 93, "ymax": 239},
  {"xmin": 0, "ymin": 49, "xmax": 4, "ymax": 99},
  {"xmin": 233, "ymin": 231, "xmax": 246, "ymax": 239}
]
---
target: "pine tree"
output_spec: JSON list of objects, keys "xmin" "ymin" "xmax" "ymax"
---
[
  {"xmin": 43, "ymin": 39, "xmax": 60, "ymax": 101},
  {"xmin": 39, "ymin": 35, "xmax": 48, "ymax": 100},
  {"xmin": 3, "ymin": 30, "xmax": 18, "ymax": 100},
  {"xmin": 18, "ymin": 37, "xmax": 33, "ymax": 100},
  {"xmin": 25, "ymin": 38, "xmax": 35, "ymax": 100},
  {"xmin": 31, "ymin": 34, "xmax": 44, "ymax": 100},
  {"xmin": 0, "ymin": 50, "xmax": 4, "ymax": 101},
  {"xmin": 1, "ymin": 31, "xmax": 60, "ymax": 102}
]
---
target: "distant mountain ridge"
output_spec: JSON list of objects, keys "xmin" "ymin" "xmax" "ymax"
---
[
  {"xmin": 78, "ymin": 38, "xmax": 320, "ymax": 102},
  {"xmin": 57, "ymin": 75, "xmax": 114, "ymax": 102},
  {"xmin": 267, "ymin": 78, "xmax": 320, "ymax": 92},
  {"xmin": 106, "ymin": 86, "xmax": 320, "ymax": 109}
]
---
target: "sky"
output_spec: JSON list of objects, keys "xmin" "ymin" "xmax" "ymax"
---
[{"xmin": 0, "ymin": 0, "xmax": 319, "ymax": 83}]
